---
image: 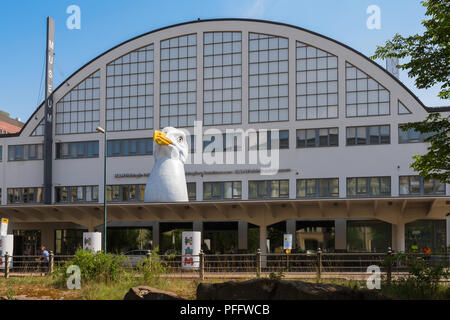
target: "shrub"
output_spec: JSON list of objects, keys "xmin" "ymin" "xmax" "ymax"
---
[
  {"xmin": 137, "ymin": 247, "xmax": 167, "ymax": 284},
  {"xmin": 383, "ymin": 252, "xmax": 449, "ymax": 299},
  {"xmin": 54, "ymin": 249, "xmax": 129, "ymax": 286}
]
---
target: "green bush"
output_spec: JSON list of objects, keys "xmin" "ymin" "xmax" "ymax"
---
[
  {"xmin": 54, "ymin": 249, "xmax": 129, "ymax": 286},
  {"xmin": 383, "ymin": 253, "xmax": 450, "ymax": 299},
  {"xmin": 137, "ymin": 247, "xmax": 167, "ymax": 284}
]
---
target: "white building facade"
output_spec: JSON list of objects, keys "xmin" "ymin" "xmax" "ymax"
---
[{"xmin": 1, "ymin": 19, "xmax": 449, "ymax": 256}]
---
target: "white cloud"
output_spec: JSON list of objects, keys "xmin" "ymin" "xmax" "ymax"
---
[{"xmin": 246, "ymin": 0, "xmax": 266, "ymax": 18}]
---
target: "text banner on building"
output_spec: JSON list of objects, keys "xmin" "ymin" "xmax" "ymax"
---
[
  {"xmin": 44, "ymin": 16, "xmax": 55, "ymax": 204},
  {"xmin": 283, "ymin": 234, "xmax": 292, "ymax": 252},
  {"xmin": 0, "ymin": 218, "xmax": 8, "ymax": 236},
  {"xmin": 83, "ymin": 232, "xmax": 102, "ymax": 252},
  {"xmin": 182, "ymin": 231, "xmax": 201, "ymax": 269},
  {"xmin": 0, "ymin": 235, "xmax": 14, "ymax": 269}
]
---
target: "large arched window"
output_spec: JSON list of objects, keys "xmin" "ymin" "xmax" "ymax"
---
[
  {"xmin": 106, "ymin": 44, "xmax": 154, "ymax": 131},
  {"xmin": 55, "ymin": 70, "xmax": 100, "ymax": 134},
  {"xmin": 248, "ymin": 33, "xmax": 289, "ymax": 123}
]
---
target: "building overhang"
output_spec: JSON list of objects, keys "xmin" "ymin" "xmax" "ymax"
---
[{"xmin": 1, "ymin": 197, "xmax": 449, "ymax": 227}]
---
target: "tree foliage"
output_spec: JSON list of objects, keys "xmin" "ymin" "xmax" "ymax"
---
[
  {"xmin": 401, "ymin": 114, "xmax": 450, "ymax": 183},
  {"xmin": 371, "ymin": 0, "xmax": 450, "ymax": 99},
  {"xmin": 372, "ymin": 1, "xmax": 450, "ymax": 183}
]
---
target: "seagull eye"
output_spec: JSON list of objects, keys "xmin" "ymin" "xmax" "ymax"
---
[{"xmin": 177, "ymin": 136, "xmax": 183, "ymax": 143}]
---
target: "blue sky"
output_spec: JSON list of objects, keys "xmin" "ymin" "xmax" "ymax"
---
[{"xmin": 0, "ymin": 0, "xmax": 447, "ymax": 122}]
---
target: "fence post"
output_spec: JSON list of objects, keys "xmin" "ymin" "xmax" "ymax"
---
[
  {"xmin": 48, "ymin": 251, "xmax": 54, "ymax": 275},
  {"xmin": 4, "ymin": 252, "xmax": 10, "ymax": 279},
  {"xmin": 256, "ymin": 249, "xmax": 261, "ymax": 278},
  {"xmin": 316, "ymin": 248, "xmax": 322, "ymax": 282},
  {"xmin": 199, "ymin": 250, "xmax": 204, "ymax": 280},
  {"xmin": 146, "ymin": 250, "xmax": 151, "ymax": 261},
  {"xmin": 386, "ymin": 247, "xmax": 392, "ymax": 285}
]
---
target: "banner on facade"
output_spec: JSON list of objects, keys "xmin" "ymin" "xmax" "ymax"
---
[
  {"xmin": 0, "ymin": 218, "xmax": 8, "ymax": 236},
  {"xmin": 181, "ymin": 231, "xmax": 201, "ymax": 269},
  {"xmin": 83, "ymin": 232, "xmax": 102, "ymax": 252},
  {"xmin": 283, "ymin": 234, "xmax": 292, "ymax": 253},
  {"xmin": 0, "ymin": 235, "xmax": 14, "ymax": 269}
]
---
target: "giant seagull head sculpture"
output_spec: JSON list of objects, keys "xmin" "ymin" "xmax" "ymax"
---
[{"xmin": 144, "ymin": 127, "xmax": 189, "ymax": 202}]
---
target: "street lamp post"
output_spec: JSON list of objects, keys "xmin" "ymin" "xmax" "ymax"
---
[{"xmin": 96, "ymin": 126, "xmax": 107, "ymax": 253}]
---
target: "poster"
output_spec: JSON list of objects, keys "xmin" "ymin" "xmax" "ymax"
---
[
  {"xmin": 0, "ymin": 218, "xmax": 8, "ymax": 236},
  {"xmin": 181, "ymin": 231, "xmax": 201, "ymax": 269},
  {"xmin": 83, "ymin": 232, "xmax": 102, "ymax": 252},
  {"xmin": 0, "ymin": 235, "xmax": 14, "ymax": 269},
  {"xmin": 283, "ymin": 234, "xmax": 293, "ymax": 252}
]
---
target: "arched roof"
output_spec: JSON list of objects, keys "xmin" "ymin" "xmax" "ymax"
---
[{"xmin": 9, "ymin": 18, "xmax": 448, "ymax": 138}]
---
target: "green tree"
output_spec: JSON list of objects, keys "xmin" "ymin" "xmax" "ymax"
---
[
  {"xmin": 401, "ymin": 114, "xmax": 450, "ymax": 183},
  {"xmin": 371, "ymin": 0, "xmax": 450, "ymax": 183}
]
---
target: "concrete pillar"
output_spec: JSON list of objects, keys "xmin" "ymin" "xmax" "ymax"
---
[
  {"xmin": 286, "ymin": 219, "xmax": 296, "ymax": 249},
  {"xmin": 392, "ymin": 222, "xmax": 405, "ymax": 252},
  {"xmin": 259, "ymin": 225, "xmax": 267, "ymax": 267},
  {"xmin": 238, "ymin": 221, "xmax": 248, "ymax": 250},
  {"xmin": 446, "ymin": 218, "xmax": 450, "ymax": 248},
  {"xmin": 334, "ymin": 219, "xmax": 347, "ymax": 252},
  {"xmin": 152, "ymin": 222, "xmax": 160, "ymax": 250}
]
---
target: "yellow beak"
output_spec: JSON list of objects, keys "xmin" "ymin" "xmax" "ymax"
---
[{"xmin": 154, "ymin": 130, "xmax": 173, "ymax": 145}]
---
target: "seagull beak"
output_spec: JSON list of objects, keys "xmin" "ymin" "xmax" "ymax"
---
[{"xmin": 154, "ymin": 130, "xmax": 173, "ymax": 145}]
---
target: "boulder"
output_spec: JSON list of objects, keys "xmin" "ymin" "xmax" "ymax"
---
[
  {"xmin": 196, "ymin": 279, "xmax": 388, "ymax": 300},
  {"xmin": 124, "ymin": 286, "xmax": 185, "ymax": 300}
]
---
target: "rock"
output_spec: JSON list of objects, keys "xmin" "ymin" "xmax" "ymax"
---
[
  {"xmin": 124, "ymin": 286, "xmax": 185, "ymax": 300},
  {"xmin": 196, "ymin": 279, "xmax": 388, "ymax": 300}
]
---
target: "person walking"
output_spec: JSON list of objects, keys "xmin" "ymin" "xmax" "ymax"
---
[{"xmin": 40, "ymin": 246, "xmax": 49, "ymax": 274}]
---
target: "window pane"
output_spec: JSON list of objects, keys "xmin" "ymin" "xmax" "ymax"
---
[
  {"xmin": 306, "ymin": 129, "xmax": 316, "ymax": 147},
  {"xmin": 356, "ymin": 178, "xmax": 367, "ymax": 195},
  {"xmin": 249, "ymin": 182, "xmax": 257, "ymax": 198},
  {"xmin": 306, "ymin": 179, "xmax": 316, "ymax": 197},
  {"xmin": 399, "ymin": 176, "xmax": 409, "ymax": 195},
  {"xmin": 279, "ymin": 180, "xmax": 289, "ymax": 197},
  {"xmin": 319, "ymin": 179, "xmax": 329, "ymax": 197},
  {"xmin": 369, "ymin": 177, "xmax": 380, "ymax": 196},
  {"xmin": 270, "ymin": 181, "xmax": 280, "ymax": 198},
  {"xmin": 410, "ymin": 176, "xmax": 421, "ymax": 194},
  {"xmin": 423, "ymin": 179, "xmax": 434, "ymax": 194},
  {"xmin": 356, "ymin": 127, "xmax": 366, "ymax": 145},
  {"xmin": 347, "ymin": 178, "xmax": 356, "ymax": 196},
  {"xmin": 319, "ymin": 129, "xmax": 328, "ymax": 147},
  {"xmin": 297, "ymin": 180, "xmax": 306, "ymax": 197}
]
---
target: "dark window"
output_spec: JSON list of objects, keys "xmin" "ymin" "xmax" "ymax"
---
[
  {"xmin": 347, "ymin": 177, "xmax": 391, "ymax": 197},
  {"xmin": 297, "ymin": 178, "xmax": 339, "ymax": 198},
  {"xmin": 248, "ymin": 180, "xmax": 289, "ymax": 199},
  {"xmin": 398, "ymin": 126, "xmax": 435, "ymax": 143},
  {"xmin": 56, "ymin": 141, "xmax": 99, "ymax": 159},
  {"xmin": 247, "ymin": 130, "xmax": 289, "ymax": 150},
  {"xmin": 296, "ymin": 128, "xmax": 338, "ymax": 148},
  {"xmin": 7, "ymin": 188, "xmax": 43, "ymax": 204},
  {"xmin": 203, "ymin": 181, "xmax": 242, "ymax": 200},
  {"xmin": 8, "ymin": 144, "xmax": 44, "ymax": 161},
  {"xmin": 107, "ymin": 138, "xmax": 153, "ymax": 157},
  {"xmin": 187, "ymin": 182, "xmax": 196, "ymax": 201},
  {"xmin": 106, "ymin": 184, "xmax": 146, "ymax": 202},
  {"xmin": 55, "ymin": 186, "xmax": 98, "ymax": 203},
  {"xmin": 399, "ymin": 176, "xmax": 445, "ymax": 196},
  {"xmin": 346, "ymin": 125, "xmax": 390, "ymax": 145}
]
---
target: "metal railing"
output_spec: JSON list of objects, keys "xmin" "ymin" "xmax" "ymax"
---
[{"xmin": 2, "ymin": 249, "xmax": 449, "ymax": 282}]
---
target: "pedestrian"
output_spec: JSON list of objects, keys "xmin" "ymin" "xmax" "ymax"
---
[
  {"xmin": 40, "ymin": 246, "xmax": 49, "ymax": 274},
  {"xmin": 423, "ymin": 244, "xmax": 431, "ymax": 264}
]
